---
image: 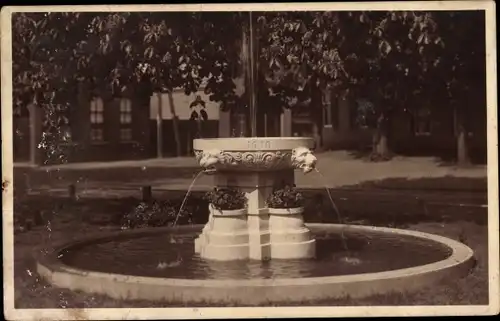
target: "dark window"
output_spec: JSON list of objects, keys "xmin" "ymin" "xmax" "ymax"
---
[
  {"xmin": 90, "ymin": 98, "xmax": 104, "ymax": 142},
  {"xmin": 119, "ymin": 99, "xmax": 133, "ymax": 141}
]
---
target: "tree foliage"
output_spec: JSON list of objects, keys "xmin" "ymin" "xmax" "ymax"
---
[
  {"xmin": 12, "ymin": 10, "xmax": 485, "ymax": 162},
  {"xmin": 432, "ymin": 11, "xmax": 486, "ymax": 120},
  {"xmin": 257, "ymin": 11, "xmax": 445, "ymax": 117}
]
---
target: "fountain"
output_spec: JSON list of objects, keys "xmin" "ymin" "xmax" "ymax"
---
[
  {"xmin": 193, "ymin": 137, "xmax": 318, "ymax": 261},
  {"xmin": 34, "ymin": 135, "xmax": 476, "ymax": 305},
  {"xmin": 34, "ymin": 13, "xmax": 475, "ymax": 305}
]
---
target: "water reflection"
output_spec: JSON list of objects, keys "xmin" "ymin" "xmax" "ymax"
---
[{"xmin": 61, "ymin": 230, "xmax": 450, "ymax": 280}]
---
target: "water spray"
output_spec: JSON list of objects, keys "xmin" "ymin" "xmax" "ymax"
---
[
  {"xmin": 314, "ymin": 168, "xmax": 350, "ymax": 252},
  {"xmin": 172, "ymin": 169, "xmax": 206, "ymax": 227}
]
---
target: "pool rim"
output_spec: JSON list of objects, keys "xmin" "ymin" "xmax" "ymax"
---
[{"xmin": 35, "ymin": 223, "xmax": 475, "ymax": 303}]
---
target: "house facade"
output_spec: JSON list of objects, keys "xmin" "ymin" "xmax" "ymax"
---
[{"xmin": 14, "ymin": 85, "xmax": 486, "ymax": 165}]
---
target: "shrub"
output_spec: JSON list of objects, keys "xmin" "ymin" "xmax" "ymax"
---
[
  {"xmin": 267, "ymin": 184, "xmax": 304, "ymax": 209},
  {"xmin": 204, "ymin": 187, "xmax": 247, "ymax": 211},
  {"xmin": 121, "ymin": 200, "xmax": 192, "ymax": 229}
]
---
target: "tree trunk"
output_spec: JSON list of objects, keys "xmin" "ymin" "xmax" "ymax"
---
[
  {"xmin": 457, "ymin": 128, "xmax": 470, "ymax": 166},
  {"xmin": 455, "ymin": 107, "xmax": 471, "ymax": 166},
  {"xmin": 371, "ymin": 113, "xmax": 391, "ymax": 161},
  {"xmin": 376, "ymin": 131, "xmax": 389, "ymax": 156},
  {"xmin": 167, "ymin": 91, "xmax": 182, "ymax": 157}
]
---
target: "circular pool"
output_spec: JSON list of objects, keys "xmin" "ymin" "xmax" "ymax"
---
[{"xmin": 36, "ymin": 224, "xmax": 475, "ymax": 305}]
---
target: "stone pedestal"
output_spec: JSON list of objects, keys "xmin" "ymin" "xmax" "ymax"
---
[
  {"xmin": 268, "ymin": 207, "xmax": 316, "ymax": 259},
  {"xmin": 193, "ymin": 137, "xmax": 318, "ymax": 261},
  {"xmin": 195, "ymin": 206, "xmax": 249, "ymax": 260}
]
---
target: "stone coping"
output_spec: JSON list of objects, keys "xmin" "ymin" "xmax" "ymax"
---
[
  {"xmin": 193, "ymin": 137, "xmax": 314, "ymax": 151},
  {"xmin": 36, "ymin": 224, "xmax": 475, "ymax": 305}
]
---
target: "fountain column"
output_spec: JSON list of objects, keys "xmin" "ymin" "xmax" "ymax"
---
[
  {"xmin": 213, "ymin": 169, "xmax": 295, "ymax": 260},
  {"xmin": 193, "ymin": 137, "xmax": 317, "ymax": 261}
]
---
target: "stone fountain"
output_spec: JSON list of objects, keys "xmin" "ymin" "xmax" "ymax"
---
[
  {"xmin": 193, "ymin": 137, "xmax": 318, "ymax": 261},
  {"xmin": 34, "ymin": 137, "xmax": 476, "ymax": 304},
  {"xmin": 32, "ymin": 12, "xmax": 477, "ymax": 305}
]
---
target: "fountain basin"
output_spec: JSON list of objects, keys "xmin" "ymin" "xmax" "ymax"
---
[{"xmin": 36, "ymin": 224, "xmax": 475, "ymax": 305}]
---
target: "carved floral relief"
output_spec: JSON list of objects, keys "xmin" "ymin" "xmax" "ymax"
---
[{"xmin": 194, "ymin": 146, "xmax": 317, "ymax": 173}]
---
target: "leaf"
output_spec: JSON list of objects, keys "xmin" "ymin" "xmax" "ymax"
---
[
  {"xmin": 145, "ymin": 46, "xmax": 154, "ymax": 59},
  {"xmin": 417, "ymin": 33, "xmax": 424, "ymax": 44},
  {"xmin": 379, "ymin": 40, "xmax": 392, "ymax": 55},
  {"xmin": 424, "ymin": 34, "xmax": 430, "ymax": 45}
]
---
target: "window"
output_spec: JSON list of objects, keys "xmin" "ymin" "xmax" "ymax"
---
[
  {"xmin": 90, "ymin": 98, "xmax": 104, "ymax": 142},
  {"xmin": 90, "ymin": 128, "xmax": 104, "ymax": 141},
  {"xmin": 120, "ymin": 100, "xmax": 132, "ymax": 124},
  {"xmin": 120, "ymin": 128, "xmax": 132, "ymax": 141},
  {"xmin": 120, "ymin": 99, "xmax": 133, "ymax": 141}
]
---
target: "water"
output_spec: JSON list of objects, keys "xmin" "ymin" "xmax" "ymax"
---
[
  {"xmin": 173, "ymin": 170, "xmax": 205, "ymax": 227},
  {"xmin": 60, "ymin": 227, "xmax": 452, "ymax": 280},
  {"xmin": 314, "ymin": 168, "xmax": 349, "ymax": 251}
]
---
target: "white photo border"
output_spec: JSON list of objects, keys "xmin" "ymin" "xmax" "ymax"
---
[{"xmin": 2, "ymin": 1, "xmax": 498, "ymax": 319}]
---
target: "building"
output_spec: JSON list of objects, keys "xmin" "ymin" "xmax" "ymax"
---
[{"xmin": 13, "ymin": 85, "xmax": 486, "ymax": 165}]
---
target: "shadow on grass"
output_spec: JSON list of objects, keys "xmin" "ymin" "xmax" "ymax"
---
[
  {"xmin": 346, "ymin": 149, "xmax": 394, "ymax": 162},
  {"xmin": 345, "ymin": 146, "xmax": 487, "ymax": 167},
  {"xmin": 348, "ymin": 176, "xmax": 487, "ymax": 192}
]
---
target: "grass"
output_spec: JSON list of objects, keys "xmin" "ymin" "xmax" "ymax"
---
[{"xmin": 11, "ymin": 177, "xmax": 490, "ymax": 308}]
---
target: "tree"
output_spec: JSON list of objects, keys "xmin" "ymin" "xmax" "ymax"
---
[
  {"xmin": 96, "ymin": 12, "xmax": 244, "ymax": 155},
  {"xmin": 345, "ymin": 12, "xmax": 444, "ymax": 160},
  {"xmin": 12, "ymin": 12, "xmax": 243, "ymax": 158},
  {"xmin": 12, "ymin": 12, "xmax": 99, "ymax": 163},
  {"xmin": 255, "ymin": 11, "xmax": 442, "ymax": 160},
  {"xmin": 257, "ymin": 12, "xmax": 347, "ymax": 121},
  {"xmin": 431, "ymin": 11, "xmax": 486, "ymax": 165},
  {"xmin": 14, "ymin": 11, "xmax": 466, "ymax": 163}
]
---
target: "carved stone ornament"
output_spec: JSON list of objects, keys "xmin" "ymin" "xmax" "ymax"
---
[
  {"xmin": 195, "ymin": 146, "xmax": 317, "ymax": 173},
  {"xmin": 194, "ymin": 149, "xmax": 294, "ymax": 171},
  {"xmin": 291, "ymin": 146, "xmax": 318, "ymax": 173}
]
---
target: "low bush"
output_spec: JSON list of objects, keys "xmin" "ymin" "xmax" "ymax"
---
[
  {"xmin": 121, "ymin": 200, "xmax": 193, "ymax": 229},
  {"xmin": 204, "ymin": 187, "xmax": 247, "ymax": 211},
  {"xmin": 267, "ymin": 184, "xmax": 304, "ymax": 209}
]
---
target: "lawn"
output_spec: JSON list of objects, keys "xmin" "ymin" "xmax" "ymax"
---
[{"xmin": 11, "ymin": 177, "xmax": 489, "ymax": 308}]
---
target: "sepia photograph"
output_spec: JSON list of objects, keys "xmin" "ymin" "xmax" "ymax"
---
[{"xmin": 1, "ymin": 1, "xmax": 498, "ymax": 320}]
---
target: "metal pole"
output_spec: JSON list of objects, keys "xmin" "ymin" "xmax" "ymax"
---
[{"xmin": 248, "ymin": 11, "xmax": 257, "ymax": 137}]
